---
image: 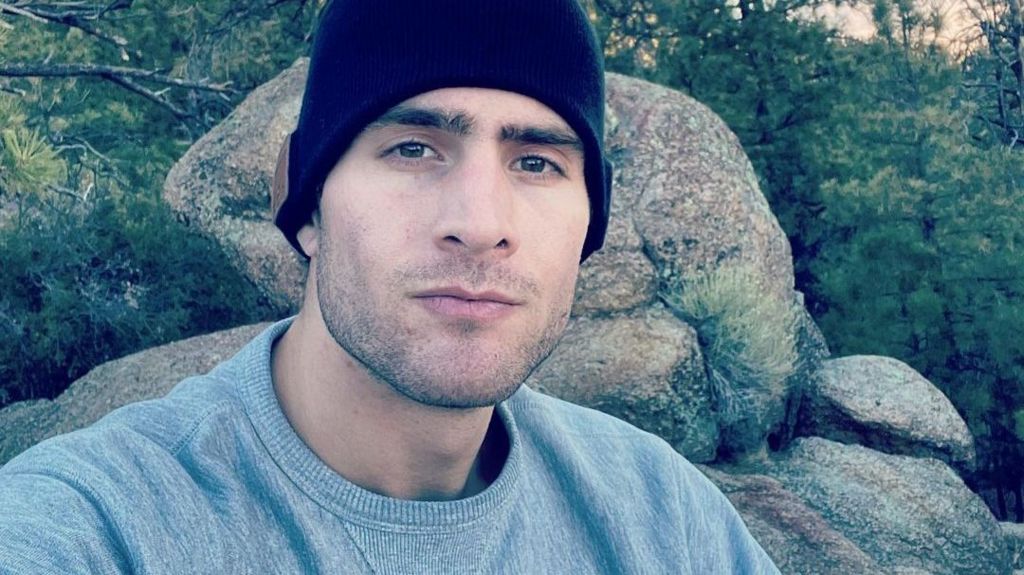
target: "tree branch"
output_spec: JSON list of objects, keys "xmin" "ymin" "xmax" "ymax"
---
[
  {"xmin": 103, "ymin": 73, "xmax": 189, "ymax": 120},
  {"xmin": 0, "ymin": 1, "xmax": 130, "ymax": 47},
  {"xmin": 0, "ymin": 84, "xmax": 25, "ymax": 96},
  {"xmin": 978, "ymin": 113, "xmax": 1024, "ymax": 130},
  {"xmin": 0, "ymin": 2, "xmax": 46, "ymax": 23},
  {"xmin": 46, "ymin": 183, "xmax": 89, "ymax": 203},
  {"xmin": 54, "ymin": 135, "xmax": 113, "ymax": 164},
  {"xmin": 0, "ymin": 62, "xmax": 233, "ymax": 93}
]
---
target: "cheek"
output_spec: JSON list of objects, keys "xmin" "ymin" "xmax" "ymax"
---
[
  {"xmin": 534, "ymin": 200, "xmax": 590, "ymax": 261},
  {"xmin": 321, "ymin": 176, "xmax": 419, "ymax": 255},
  {"xmin": 526, "ymin": 215, "xmax": 587, "ymax": 300},
  {"xmin": 523, "ymin": 184, "xmax": 589, "ymax": 234},
  {"xmin": 560, "ymin": 187, "xmax": 592, "ymax": 248}
]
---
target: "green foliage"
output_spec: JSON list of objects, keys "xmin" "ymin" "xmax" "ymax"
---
[
  {"xmin": 0, "ymin": 193, "xmax": 275, "ymax": 405},
  {"xmin": 0, "ymin": 127, "xmax": 66, "ymax": 199},
  {"xmin": 590, "ymin": 0, "xmax": 849, "ymax": 293},
  {"xmin": 662, "ymin": 265, "xmax": 800, "ymax": 425},
  {"xmin": 807, "ymin": 8, "xmax": 1024, "ymax": 473},
  {"xmin": 0, "ymin": 1, "xmax": 313, "ymax": 406},
  {"xmin": 1013, "ymin": 409, "xmax": 1024, "ymax": 443}
]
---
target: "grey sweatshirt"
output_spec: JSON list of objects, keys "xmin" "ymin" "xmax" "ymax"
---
[{"xmin": 0, "ymin": 319, "xmax": 779, "ymax": 574}]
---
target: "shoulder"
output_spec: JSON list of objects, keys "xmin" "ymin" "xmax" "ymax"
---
[
  {"xmin": 0, "ymin": 351, "xmax": 249, "ymax": 527},
  {"xmin": 0, "ymin": 324, "xmax": 279, "ymax": 572},
  {"xmin": 505, "ymin": 385, "xmax": 709, "ymax": 495},
  {"xmin": 0, "ymin": 390, "xmax": 233, "ymax": 575},
  {"xmin": 505, "ymin": 386, "xmax": 780, "ymax": 574},
  {"xmin": 2, "ymin": 319, "xmax": 288, "ymax": 478},
  {"xmin": 3, "ymin": 347, "xmax": 245, "ymax": 479}
]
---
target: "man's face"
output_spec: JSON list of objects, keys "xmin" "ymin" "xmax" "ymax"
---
[{"xmin": 309, "ymin": 87, "xmax": 590, "ymax": 409}]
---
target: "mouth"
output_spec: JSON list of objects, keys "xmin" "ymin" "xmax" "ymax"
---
[{"xmin": 412, "ymin": 287, "xmax": 523, "ymax": 321}]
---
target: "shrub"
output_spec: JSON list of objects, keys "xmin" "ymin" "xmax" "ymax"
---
[
  {"xmin": 661, "ymin": 264, "xmax": 800, "ymax": 425},
  {"xmin": 0, "ymin": 193, "xmax": 277, "ymax": 406},
  {"xmin": 0, "ymin": 127, "xmax": 66, "ymax": 197}
]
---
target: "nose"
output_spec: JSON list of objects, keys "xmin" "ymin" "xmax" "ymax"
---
[{"xmin": 432, "ymin": 149, "xmax": 520, "ymax": 260}]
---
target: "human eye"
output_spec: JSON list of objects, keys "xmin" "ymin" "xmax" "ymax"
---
[
  {"xmin": 383, "ymin": 140, "xmax": 440, "ymax": 161},
  {"xmin": 515, "ymin": 155, "xmax": 565, "ymax": 177}
]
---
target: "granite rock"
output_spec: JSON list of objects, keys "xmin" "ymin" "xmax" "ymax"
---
[
  {"xmin": 768, "ymin": 437, "xmax": 1007, "ymax": 575},
  {"xmin": 1003, "ymin": 521, "xmax": 1024, "ymax": 570},
  {"xmin": 700, "ymin": 464, "xmax": 880, "ymax": 574},
  {"xmin": 163, "ymin": 60, "xmax": 308, "ymax": 313},
  {"xmin": 526, "ymin": 305, "xmax": 718, "ymax": 461},
  {"xmin": 797, "ymin": 355, "xmax": 976, "ymax": 471}
]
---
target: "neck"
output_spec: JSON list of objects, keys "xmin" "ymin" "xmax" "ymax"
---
[{"xmin": 271, "ymin": 308, "xmax": 507, "ymax": 501}]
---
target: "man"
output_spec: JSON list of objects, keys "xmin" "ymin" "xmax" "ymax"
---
[{"xmin": 0, "ymin": 0, "xmax": 780, "ymax": 573}]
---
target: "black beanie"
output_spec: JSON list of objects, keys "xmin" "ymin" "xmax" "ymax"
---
[{"xmin": 276, "ymin": 0, "xmax": 612, "ymax": 262}]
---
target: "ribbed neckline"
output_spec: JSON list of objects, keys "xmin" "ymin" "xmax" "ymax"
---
[{"xmin": 238, "ymin": 318, "xmax": 524, "ymax": 532}]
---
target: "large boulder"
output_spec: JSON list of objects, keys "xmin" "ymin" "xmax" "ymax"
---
[
  {"xmin": 526, "ymin": 305, "xmax": 717, "ymax": 461},
  {"xmin": 162, "ymin": 60, "xmax": 806, "ymax": 459},
  {"xmin": 599, "ymin": 72, "xmax": 794, "ymax": 304},
  {"xmin": 598, "ymin": 74, "xmax": 803, "ymax": 458},
  {"xmin": 0, "ymin": 323, "xmax": 269, "ymax": 465},
  {"xmin": 164, "ymin": 61, "xmax": 308, "ymax": 313},
  {"xmin": 699, "ymin": 465, "xmax": 882, "ymax": 574},
  {"xmin": 797, "ymin": 355, "xmax": 976, "ymax": 471},
  {"xmin": 767, "ymin": 437, "xmax": 1008, "ymax": 575}
]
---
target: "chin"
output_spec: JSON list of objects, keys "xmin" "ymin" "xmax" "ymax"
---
[
  {"xmin": 391, "ymin": 378, "xmax": 525, "ymax": 410},
  {"xmin": 377, "ymin": 355, "xmax": 533, "ymax": 409}
]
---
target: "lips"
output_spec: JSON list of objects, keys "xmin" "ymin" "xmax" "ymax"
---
[{"xmin": 412, "ymin": 287, "xmax": 522, "ymax": 321}]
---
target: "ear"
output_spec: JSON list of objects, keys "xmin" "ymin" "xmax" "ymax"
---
[{"xmin": 296, "ymin": 215, "xmax": 320, "ymax": 258}]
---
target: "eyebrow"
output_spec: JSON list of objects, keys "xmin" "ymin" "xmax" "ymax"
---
[
  {"xmin": 365, "ymin": 104, "xmax": 584, "ymax": 153},
  {"xmin": 500, "ymin": 125, "xmax": 583, "ymax": 153},
  {"xmin": 367, "ymin": 105, "xmax": 473, "ymax": 136}
]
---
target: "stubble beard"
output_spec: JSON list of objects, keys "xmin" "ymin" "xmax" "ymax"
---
[{"xmin": 315, "ymin": 232, "xmax": 574, "ymax": 409}]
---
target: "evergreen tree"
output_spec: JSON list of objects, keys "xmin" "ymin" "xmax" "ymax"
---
[{"xmin": 0, "ymin": 1, "xmax": 320, "ymax": 405}]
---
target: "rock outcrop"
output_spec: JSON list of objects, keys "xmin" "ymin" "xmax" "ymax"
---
[
  {"xmin": 699, "ymin": 465, "xmax": 883, "ymax": 574},
  {"xmin": 601, "ymin": 74, "xmax": 794, "ymax": 304},
  {"xmin": 526, "ymin": 305, "xmax": 716, "ymax": 460},
  {"xmin": 163, "ymin": 61, "xmax": 308, "ymax": 313},
  {"xmin": 798, "ymin": 355, "xmax": 977, "ymax": 471},
  {"xmin": 767, "ymin": 437, "xmax": 1008, "ymax": 575},
  {"xmin": 1002, "ymin": 521, "xmax": 1024, "ymax": 572}
]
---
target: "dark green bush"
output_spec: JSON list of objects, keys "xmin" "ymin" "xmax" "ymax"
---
[{"xmin": 0, "ymin": 195, "xmax": 277, "ymax": 406}]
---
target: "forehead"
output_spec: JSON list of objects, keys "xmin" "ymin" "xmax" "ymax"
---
[{"xmin": 372, "ymin": 87, "xmax": 578, "ymax": 136}]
